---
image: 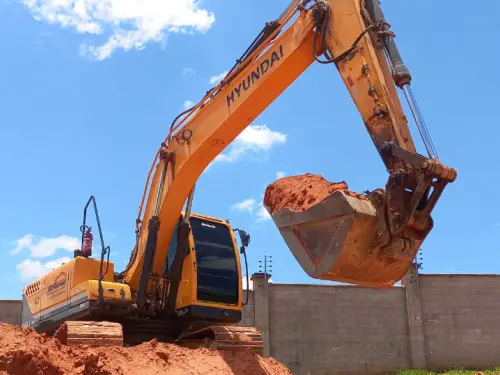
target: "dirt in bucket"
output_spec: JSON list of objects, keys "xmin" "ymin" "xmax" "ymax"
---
[{"xmin": 263, "ymin": 173, "xmax": 367, "ymax": 214}]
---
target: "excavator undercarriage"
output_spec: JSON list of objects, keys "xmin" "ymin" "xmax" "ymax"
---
[{"xmin": 53, "ymin": 320, "xmax": 264, "ymax": 354}]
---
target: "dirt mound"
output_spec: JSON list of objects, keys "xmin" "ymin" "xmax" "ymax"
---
[
  {"xmin": 0, "ymin": 323, "xmax": 291, "ymax": 375},
  {"xmin": 263, "ymin": 173, "xmax": 367, "ymax": 214}
]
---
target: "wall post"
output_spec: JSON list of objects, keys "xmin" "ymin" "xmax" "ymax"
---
[
  {"xmin": 251, "ymin": 272, "xmax": 271, "ymax": 357},
  {"xmin": 402, "ymin": 264, "xmax": 427, "ymax": 369}
]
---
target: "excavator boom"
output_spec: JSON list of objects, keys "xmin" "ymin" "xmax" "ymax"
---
[{"xmin": 123, "ymin": 0, "xmax": 456, "ymax": 294}]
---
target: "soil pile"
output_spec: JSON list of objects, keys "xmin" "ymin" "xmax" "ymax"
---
[
  {"xmin": 0, "ymin": 323, "xmax": 292, "ymax": 375},
  {"xmin": 263, "ymin": 173, "xmax": 367, "ymax": 214}
]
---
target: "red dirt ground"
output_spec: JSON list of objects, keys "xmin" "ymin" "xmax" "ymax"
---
[{"xmin": 0, "ymin": 323, "xmax": 292, "ymax": 375}]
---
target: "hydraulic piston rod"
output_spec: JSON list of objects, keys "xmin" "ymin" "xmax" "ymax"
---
[
  {"xmin": 365, "ymin": 0, "xmax": 439, "ymax": 160},
  {"xmin": 402, "ymin": 84, "xmax": 439, "ymax": 159}
]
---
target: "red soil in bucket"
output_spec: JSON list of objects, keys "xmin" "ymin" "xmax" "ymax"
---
[{"xmin": 263, "ymin": 173, "xmax": 368, "ymax": 214}]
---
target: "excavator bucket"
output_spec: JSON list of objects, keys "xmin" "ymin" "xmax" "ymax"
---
[{"xmin": 264, "ymin": 190, "xmax": 416, "ymax": 288}]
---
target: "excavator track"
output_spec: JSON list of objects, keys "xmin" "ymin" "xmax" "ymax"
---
[
  {"xmin": 176, "ymin": 325, "xmax": 264, "ymax": 355},
  {"xmin": 53, "ymin": 321, "xmax": 124, "ymax": 347},
  {"xmin": 53, "ymin": 321, "xmax": 263, "ymax": 356}
]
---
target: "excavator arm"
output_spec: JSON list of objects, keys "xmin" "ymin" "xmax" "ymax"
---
[{"xmin": 121, "ymin": 0, "xmax": 456, "ymax": 304}]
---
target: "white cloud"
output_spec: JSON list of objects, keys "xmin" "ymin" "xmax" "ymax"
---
[
  {"xmin": 183, "ymin": 67, "xmax": 196, "ymax": 75},
  {"xmin": 242, "ymin": 276, "xmax": 273, "ymax": 291},
  {"xmin": 242, "ymin": 277, "xmax": 254, "ymax": 290},
  {"xmin": 215, "ymin": 124, "xmax": 286, "ymax": 163},
  {"xmin": 11, "ymin": 235, "xmax": 34, "ymax": 255},
  {"xmin": 11, "ymin": 234, "xmax": 80, "ymax": 258},
  {"xmin": 231, "ymin": 199, "xmax": 257, "ymax": 213},
  {"xmin": 256, "ymin": 206, "xmax": 271, "ymax": 221},
  {"xmin": 21, "ymin": 0, "xmax": 216, "ymax": 60},
  {"xmin": 17, "ymin": 257, "xmax": 71, "ymax": 281},
  {"xmin": 231, "ymin": 198, "xmax": 271, "ymax": 222},
  {"xmin": 183, "ymin": 100, "xmax": 194, "ymax": 110},
  {"xmin": 237, "ymin": 125, "xmax": 287, "ymax": 149},
  {"xmin": 276, "ymin": 171, "xmax": 286, "ymax": 179},
  {"xmin": 209, "ymin": 70, "xmax": 228, "ymax": 85}
]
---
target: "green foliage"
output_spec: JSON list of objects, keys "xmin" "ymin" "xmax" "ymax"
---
[
  {"xmin": 396, "ymin": 371, "xmax": 434, "ymax": 375},
  {"xmin": 394, "ymin": 369, "xmax": 500, "ymax": 375}
]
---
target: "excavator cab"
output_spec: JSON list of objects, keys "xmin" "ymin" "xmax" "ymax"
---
[
  {"xmin": 163, "ymin": 213, "xmax": 243, "ymax": 318},
  {"xmin": 163, "ymin": 213, "xmax": 263, "ymax": 353}
]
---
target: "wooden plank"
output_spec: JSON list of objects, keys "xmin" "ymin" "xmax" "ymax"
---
[
  {"xmin": 66, "ymin": 337, "xmax": 123, "ymax": 346},
  {"xmin": 65, "ymin": 321, "xmax": 120, "ymax": 327},
  {"xmin": 55, "ymin": 321, "xmax": 124, "ymax": 347}
]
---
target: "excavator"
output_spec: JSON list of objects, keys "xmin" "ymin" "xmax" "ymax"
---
[{"xmin": 20, "ymin": 0, "xmax": 456, "ymax": 352}]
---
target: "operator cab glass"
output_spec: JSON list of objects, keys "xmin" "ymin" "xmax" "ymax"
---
[
  {"xmin": 190, "ymin": 218, "xmax": 239, "ymax": 305},
  {"xmin": 165, "ymin": 216, "xmax": 239, "ymax": 306}
]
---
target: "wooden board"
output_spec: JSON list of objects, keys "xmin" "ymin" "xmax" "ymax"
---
[{"xmin": 54, "ymin": 321, "xmax": 124, "ymax": 347}]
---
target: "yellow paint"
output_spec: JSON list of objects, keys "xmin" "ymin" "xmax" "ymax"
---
[
  {"xmin": 23, "ymin": 257, "xmax": 131, "ymax": 316},
  {"xmin": 85, "ymin": 280, "xmax": 132, "ymax": 301}
]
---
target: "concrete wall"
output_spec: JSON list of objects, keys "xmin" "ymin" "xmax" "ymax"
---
[
  {"xmin": 420, "ymin": 274, "xmax": 500, "ymax": 370},
  {"xmin": 268, "ymin": 284, "xmax": 410, "ymax": 375},
  {"xmin": 0, "ymin": 300, "xmax": 22, "ymax": 326},
  {"xmin": 243, "ymin": 268, "xmax": 500, "ymax": 375},
  {"xmin": 238, "ymin": 290, "xmax": 255, "ymax": 327}
]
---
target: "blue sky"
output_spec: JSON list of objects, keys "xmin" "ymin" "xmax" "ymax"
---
[{"xmin": 0, "ymin": 0, "xmax": 499, "ymax": 300}]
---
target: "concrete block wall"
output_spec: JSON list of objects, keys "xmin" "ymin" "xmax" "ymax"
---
[
  {"xmin": 0, "ymin": 300, "xmax": 22, "ymax": 326},
  {"xmin": 420, "ymin": 274, "xmax": 500, "ymax": 370},
  {"xmin": 237, "ymin": 290, "xmax": 255, "ymax": 327},
  {"xmin": 242, "ymin": 269, "xmax": 500, "ymax": 375},
  {"xmin": 267, "ymin": 284, "xmax": 410, "ymax": 375}
]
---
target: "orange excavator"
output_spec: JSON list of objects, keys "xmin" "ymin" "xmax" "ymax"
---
[{"xmin": 20, "ymin": 0, "xmax": 456, "ymax": 350}]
